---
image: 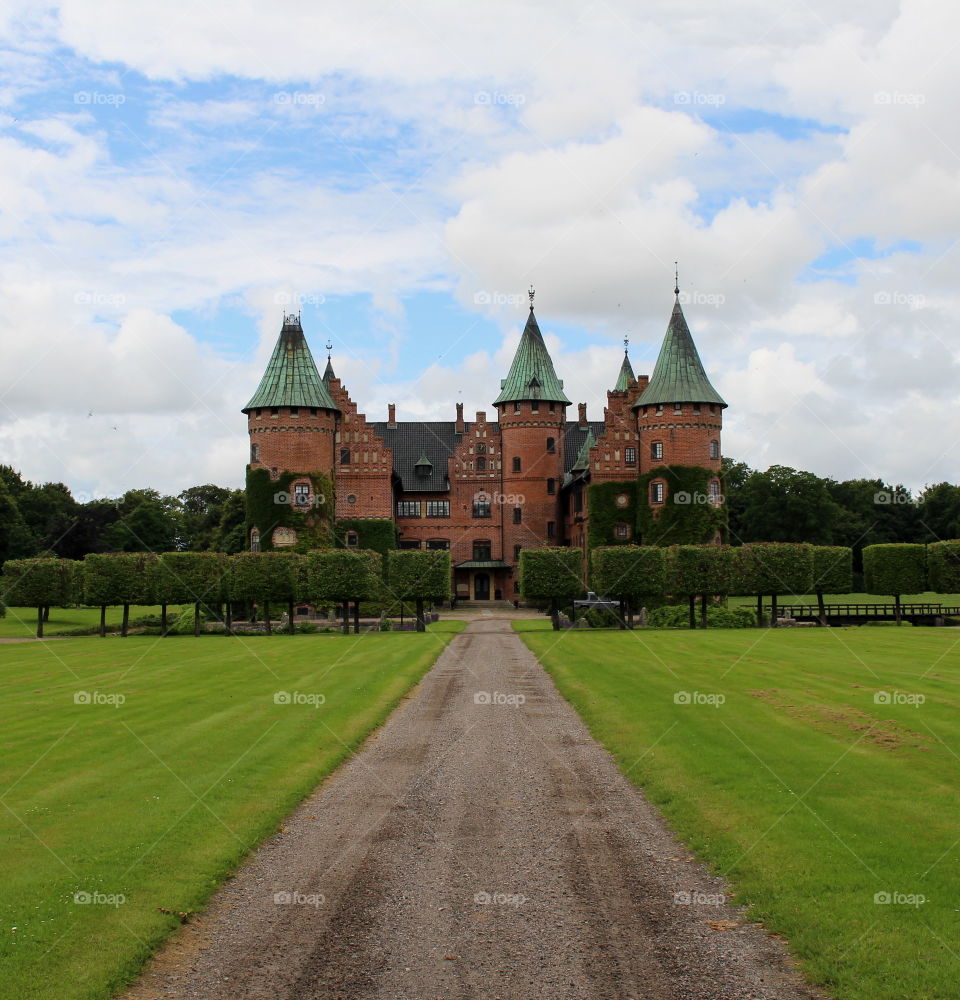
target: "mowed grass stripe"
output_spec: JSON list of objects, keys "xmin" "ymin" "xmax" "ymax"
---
[
  {"xmin": 1, "ymin": 624, "xmax": 464, "ymax": 1000},
  {"xmin": 516, "ymin": 623, "xmax": 960, "ymax": 1000}
]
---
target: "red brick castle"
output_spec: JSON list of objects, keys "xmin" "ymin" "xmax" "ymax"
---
[{"xmin": 242, "ymin": 286, "xmax": 727, "ymax": 601}]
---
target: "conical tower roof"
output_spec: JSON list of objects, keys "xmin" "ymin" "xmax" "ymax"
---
[
  {"xmin": 634, "ymin": 299, "xmax": 726, "ymax": 409},
  {"xmin": 243, "ymin": 314, "xmax": 339, "ymax": 412},
  {"xmin": 614, "ymin": 350, "xmax": 635, "ymax": 391},
  {"xmin": 323, "ymin": 355, "xmax": 336, "ymax": 382},
  {"xmin": 493, "ymin": 306, "xmax": 571, "ymax": 406}
]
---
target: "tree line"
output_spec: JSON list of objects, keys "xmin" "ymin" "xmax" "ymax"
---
[{"xmin": 1, "ymin": 549, "xmax": 451, "ymax": 638}]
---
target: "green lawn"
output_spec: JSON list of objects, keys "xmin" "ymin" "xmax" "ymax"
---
[
  {"xmin": 516, "ymin": 621, "xmax": 960, "ymax": 1000},
  {"xmin": 0, "ymin": 606, "xmax": 165, "ymax": 639},
  {"xmin": 0, "ymin": 624, "xmax": 463, "ymax": 1000}
]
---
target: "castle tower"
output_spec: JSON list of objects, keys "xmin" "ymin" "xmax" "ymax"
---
[
  {"xmin": 634, "ymin": 290, "xmax": 726, "ymax": 516},
  {"xmin": 493, "ymin": 291, "xmax": 570, "ymax": 577},
  {"xmin": 241, "ymin": 313, "xmax": 339, "ymax": 550}
]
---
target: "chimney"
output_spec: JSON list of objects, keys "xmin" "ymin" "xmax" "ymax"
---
[
  {"xmin": 455, "ymin": 402, "xmax": 465, "ymax": 433},
  {"xmin": 475, "ymin": 410, "xmax": 485, "ymax": 424},
  {"xmin": 387, "ymin": 403, "xmax": 397, "ymax": 428},
  {"xmin": 578, "ymin": 402, "xmax": 588, "ymax": 428}
]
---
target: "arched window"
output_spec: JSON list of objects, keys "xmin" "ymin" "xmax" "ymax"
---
[
  {"xmin": 708, "ymin": 480, "xmax": 722, "ymax": 504},
  {"xmin": 250, "ymin": 528, "xmax": 260, "ymax": 552},
  {"xmin": 710, "ymin": 440, "xmax": 720, "ymax": 459}
]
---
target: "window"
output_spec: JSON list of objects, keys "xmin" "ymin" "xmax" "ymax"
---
[
  {"xmin": 346, "ymin": 531, "xmax": 359, "ymax": 547},
  {"xmin": 512, "ymin": 507, "xmax": 522, "ymax": 524},
  {"xmin": 512, "ymin": 456, "xmax": 521, "ymax": 473},
  {"xmin": 294, "ymin": 483, "xmax": 311, "ymax": 506},
  {"xmin": 651, "ymin": 441, "xmax": 663, "ymax": 461},
  {"xmin": 513, "ymin": 544, "xmax": 522, "ymax": 560},
  {"xmin": 476, "ymin": 442, "xmax": 486, "ymax": 454},
  {"xmin": 709, "ymin": 404, "xmax": 716, "ymax": 414},
  {"xmin": 473, "ymin": 540, "xmax": 492, "ymax": 560},
  {"xmin": 674, "ymin": 403, "xmax": 682, "ymax": 413},
  {"xmin": 692, "ymin": 403, "xmax": 700, "ymax": 414},
  {"xmin": 651, "ymin": 481, "xmax": 665, "ymax": 504},
  {"xmin": 708, "ymin": 480, "xmax": 722, "ymax": 504},
  {"xmin": 473, "ymin": 498, "xmax": 492, "ymax": 518},
  {"xmin": 399, "ymin": 539, "xmax": 421, "ymax": 550},
  {"xmin": 549, "ymin": 402, "xmax": 556, "ymax": 412},
  {"xmin": 514, "ymin": 401, "xmax": 521, "ymax": 414},
  {"xmin": 250, "ymin": 528, "xmax": 260, "ymax": 552},
  {"xmin": 250, "ymin": 443, "xmax": 260, "ymax": 462},
  {"xmin": 290, "ymin": 407, "xmax": 299, "ymax": 416},
  {"xmin": 546, "ymin": 521, "xmax": 556, "ymax": 538},
  {"xmin": 397, "ymin": 501, "xmax": 421, "ymax": 517},
  {"xmin": 310, "ymin": 407, "xmax": 318, "ymax": 416},
  {"xmin": 427, "ymin": 539, "xmax": 450, "ymax": 550},
  {"xmin": 255, "ymin": 408, "xmax": 262, "ymax": 417},
  {"xmin": 270, "ymin": 467, "xmax": 278, "ymax": 480},
  {"xmin": 531, "ymin": 400, "xmax": 539, "ymax": 412},
  {"xmin": 625, "ymin": 447, "xmax": 636, "ymax": 465},
  {"xmin": 614, "ymin": 523, "xmax": 630, "ymax": 539},
  {"xmin": 477, "ymin": 457, "xmax": 486, "ymax": 471},
  {"xmin": 270, "ymin": 407, "xmax": 279, "ymax": 416},
  {"xmin": 346, "ymin": 493, "xmax": 357, "ymax": 504},
  {"xmin": 710, "ymin": 440, "xmax": 720, "ymax": 459},
  {"xmin": 426, "ymin": 500, "xmax": 450, "ymax": 518},
  {"xmin": 546, "ymin": 436, "xmax": 555, "ymax": 453},
  {"xmin": 547, "ymin": 477, "xmax": 556, "ymax": 495},
  {"xmin": 340, "ymin": 448, "xmax": 350, "ymax": 465}
]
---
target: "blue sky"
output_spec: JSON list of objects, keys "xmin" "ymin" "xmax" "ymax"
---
[{"xmin": 0, "ymin": 0, "xmax": 957, "ymax": 495}]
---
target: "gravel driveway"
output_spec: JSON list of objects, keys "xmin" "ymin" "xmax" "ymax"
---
[{"xmin": 126, "ymin": 619, "xmax": 826, "ymax": 1000}]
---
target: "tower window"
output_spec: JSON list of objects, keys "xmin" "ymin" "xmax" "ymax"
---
[
  {"xmin": 255, "ymin": 408, "xmax": 262, "ymax": 417},
  {"xmin": 651, "ymin": 481, "xmax": 665, "ymax": 504},
  {"xmin": 546, "ymin": 521, "xmax": 556, "ymax": 538},
  {"xmin": 708, "ymin": 480, "xmax": 722, "ymax": 504},
  {"xmin": 674, "ymin": 403, "xmax": 682, "ymax": 413},
  {"xmin": 340, "ymin": 449, "xmax": 350, "ymax": 465},
  {"xmin": 546, "ymin": 436, "xmax": 555, "ymax": 453},
  {"xmin": 512, "ymin": 457, "xmax": 521, "ymax": 473},
  {"xmin": 513, "ymin": 507, "xmax": 522, "ymax": 524},
  {"xmin": 310, "ymin": 407, "xmax": 318, "ymax": 416},
  {"xmin": 547, "ymin": 477, "xmax": 556, "ymax": 495},
  {"xmin": 346, "ymin": 531, "xmax": 359, "ymax": 547},
  {"xmin": 290, "ymin": 407, "xmax": 299, "ymax": 416},
  {"xmin": 514, "ymin": 401, "xmax": 521, "ymax": 414},
  {"xmin": 294, "ymin": 483, "xmax": 311, "ymax": 506},
  {"xmin": 549, "ymin": 402, "xmax": 555, "ymax": 412},
  {"xmin": 692, "ymin": 403, "xmax": 701, "ymax": 414},
  {"xmin": 710, "ymin": 440, "xmax": 720, "ymax": 459},
  {"xmin": 625, "ymin": 447, "xmax": 636, "ymax": 465},
  {"xmin": 531, "ymin": 400, "xmax": 539, "ymax": 412},
  {"xmin": 651, "ymin": 441, "xmax": 663, "ymax": 461},
  {"xmin": 250, "ymin": 443, "xmax": 260, "ymax": 463},
  {"xmin": 270, "ymin": 407, "xmax": 279, "ymax": 417},
  {"xmin": 655, "ymin": 404, "xmax": 663, "ymax": 415},
  {"xmin": 250, "ymin": 529, "xmax": 260, "ymax": 552}
]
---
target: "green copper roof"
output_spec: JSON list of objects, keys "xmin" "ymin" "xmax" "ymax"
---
[
  {"xmin": 571, "ymin": 428, "xmax": 596, "ymax": 471},
  {"xmin": 493, "ymin": 308, "xmax": 571, "ymax": 405},
  {"xmin": 243, "ymin": 316, "xmax": 339, "ymax": 413},
  {"xmin": 614, "ymin": 351, "xmax": 635, "ymax": 391},
  {"xmin": 634, "ymin": 299, "xmax": 726, "ymax": 409}
]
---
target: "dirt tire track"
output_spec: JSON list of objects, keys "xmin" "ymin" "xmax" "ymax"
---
[{"xmin": 125, "ymin": 620, "xmax": 826, "ymax": 1000}]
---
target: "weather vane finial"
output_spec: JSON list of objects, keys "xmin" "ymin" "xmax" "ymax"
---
[
  {"xmin": 623, "ymin": 333, "xmax": 629, "ymax": 354},
  {"xmin": 674, "ymin": 261, "xmax": 679, "ymax": 298},
  {"xmin": 325, "ymin": 339, "xmax": 333, "ymax": 359},
  {"xmin": 528, "ymin": 284, "xmax": 535, "ymax": 310}
]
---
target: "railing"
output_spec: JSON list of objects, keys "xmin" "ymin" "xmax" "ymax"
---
[{"xmin": 768, "ymin": 603, "xmax": 960, "ymax": 618}]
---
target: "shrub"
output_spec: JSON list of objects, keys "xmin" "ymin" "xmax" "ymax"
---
[
  {"xmin": 591, "ymin": 546, "xmax": 666, "ymax": 601},
  {"xmin": 927, "ymin": 541, "xmax": 960, "ymax": 594},
  {"xmin": 863, "ymin": 543, "xmax": 927, "ymax": 597},
  {"xmin": 648, "ymin": 603, "xmax": 755, "ymax": 629}
]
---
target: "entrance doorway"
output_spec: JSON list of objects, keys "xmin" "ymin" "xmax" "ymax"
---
[{"xmin": 474, "ymin": 572, "xmax": 490, "ymax": 601}]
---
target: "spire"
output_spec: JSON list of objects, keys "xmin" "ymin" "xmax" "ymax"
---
[
  {"xmin": 242, "ymin": 314, "xmax": 339, "ymax": 412},
  {"xmin": 674, "ymin": 260, "xmax": 679, "ymax": 298},
  {"xmin": 322, "ymin": 339, "xmax": 336, "ymax": 382},
  {"xmin": 493, "ymin": 297, "xmax": 571, "ymax": 405},
  {"xmin": 614, "ymin": 334, "xmax": 634, "ymax": 391},
  {"xmin": 633, "ymin": 298, "xmax": 726, "ymax": 409}
]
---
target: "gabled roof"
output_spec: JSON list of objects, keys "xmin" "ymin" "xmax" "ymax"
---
[
  {"xmin": 614, "ymin": 351, "xmax": 635, "ymax": 391},
  {"xmin": 634, "ymin": 299, "xmax": 726, "ymax": 409},
  {"xmin": 493, "ymin": 308, "xmax": 571, "ymax": 405},
  {"xmin": 243, "ymin": 315, "xmax": 339, "ymax": 412}
]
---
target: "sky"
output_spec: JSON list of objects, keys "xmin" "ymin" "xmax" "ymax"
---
[{"xmin": 0, "ymin": 0, "xmax": 958, "ymax": 499}]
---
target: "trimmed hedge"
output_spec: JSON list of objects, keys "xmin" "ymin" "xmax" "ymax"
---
[
  {"xmin": 733, "ymin": 542, "xmax": 814, "ymax": 597},
  {"xmin": 863, "ymin": 543, "xmax": 927, "ymax": 597},
  {"xmin": 306, "ymin": 549, "xmax": 382, "ymax": 603},
  {"xmin": 812, "ymin": 546, "xmax": 853, "ymax": 595},
  {"xmin": 591, "ymin": 546, "xmax": 665, "ymax": 600},
  {"xmin": 518, "ymin": 548, "xmax": 584, "ymax": 601},
  {"xmin": 2, "ymin": 557, "xmax": 76, "ymax": 637},
  {"xmin": 666, "ymin": 545, "xmax": 734, "ymax": 596},
  {"xmin": 927, "ymin": 541, "xmax": 960, "ymax": 593}
]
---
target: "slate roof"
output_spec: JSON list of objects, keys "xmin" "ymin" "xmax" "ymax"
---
[
  {"xmin": 634, "ymin": 299, "xmax": 726, "ymax": 408},
  {"xmin": 373, "ymin": 421, "xmax": 462, "ymax": 493},
  {"xmin": 243, "ymin": 316, "xmax": 339, "ymax": 413},
  {"xmin": 614, "ymin": 351, "xmax": 635, "ymax": 391},
  {"xmin": 322, "ymin": 355, "xmax": 336, "ymax": 382},
  {"xmin": 563, "ymin": 420, "xmax": 606, "ymax": 476},
  {"xmin": 493, "ymin": 308, "xmax": 571, "ymax": 405}
]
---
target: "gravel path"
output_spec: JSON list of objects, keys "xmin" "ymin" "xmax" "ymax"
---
[{"xmin": 126, "ymin": 619, "xmax": 826, "ymax": 1000}]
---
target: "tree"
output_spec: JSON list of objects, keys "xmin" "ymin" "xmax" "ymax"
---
[
  {"xmin": 917, "ymin": 484, "xmax": 960, "ymax": 543},
  {"xmin": 17, "ymin": 482, "xmax": 79, "ymax": 557},
  {"xmin": 210, "ymin": 489, "xmax": 247, "ymax": 554},
  {"xmin": 226, "ymin": 552, "xmax": 304, "ymax": 634},
  {"xmin": 2, "ymin": 558, "xmax": 75, "ymax": 637},
  {"xmin": 737, "ymin": 466, "xmax": 841, "ymax": 544},
  {"xmin": 0, "ymin": 475, "xmax": 36, "ymax": 564},
  {"xmin": 863, "ymin": 543, "xmax": 927, "ymax": 625},
  {"xmin": 591, "ymin": 546, "xmax": 666, "ymax": 628},
  {"xmin": 178, "ymin": 485, "xmax": 235, "ymax": 551},
  {"xmin": 153, "ymin": 552, "xmax": 227, "ymax": 635},
  {"xmin": 81, "ymin": 552, "xmax": 157, "ymax": 636},
  {"xmin": 101, "ymin": 496, "xmax": 178, "ymax": 553},
  {"xmin": 518, "ymin": 548, "xmax": 583, "ymax": 630},
  {"xmin": 811, "ymin": 546, "xmax": 853, "ymax": 622},
  {"xmin": 720, "ymin": 458, "xmax": 753, "ymax": 545},
  {"xmin": 732, "ymin": 543, "xmax": 813, "ymax": 627},
  {"xmin": 665, "ymin": 545, "xmax": 734, "ymax": 628},
  {"xmin": 307, "ymin": 549, "xmax": 382, "ymax": 634},
  {"xmin": 386, "ymin": 550, "xmax": 451, "ymax": 631}
]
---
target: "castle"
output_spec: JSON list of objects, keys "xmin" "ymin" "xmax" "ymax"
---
[{"xmin": 242, "ymin": 288, "xmax": 726, "ymax": 602}]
